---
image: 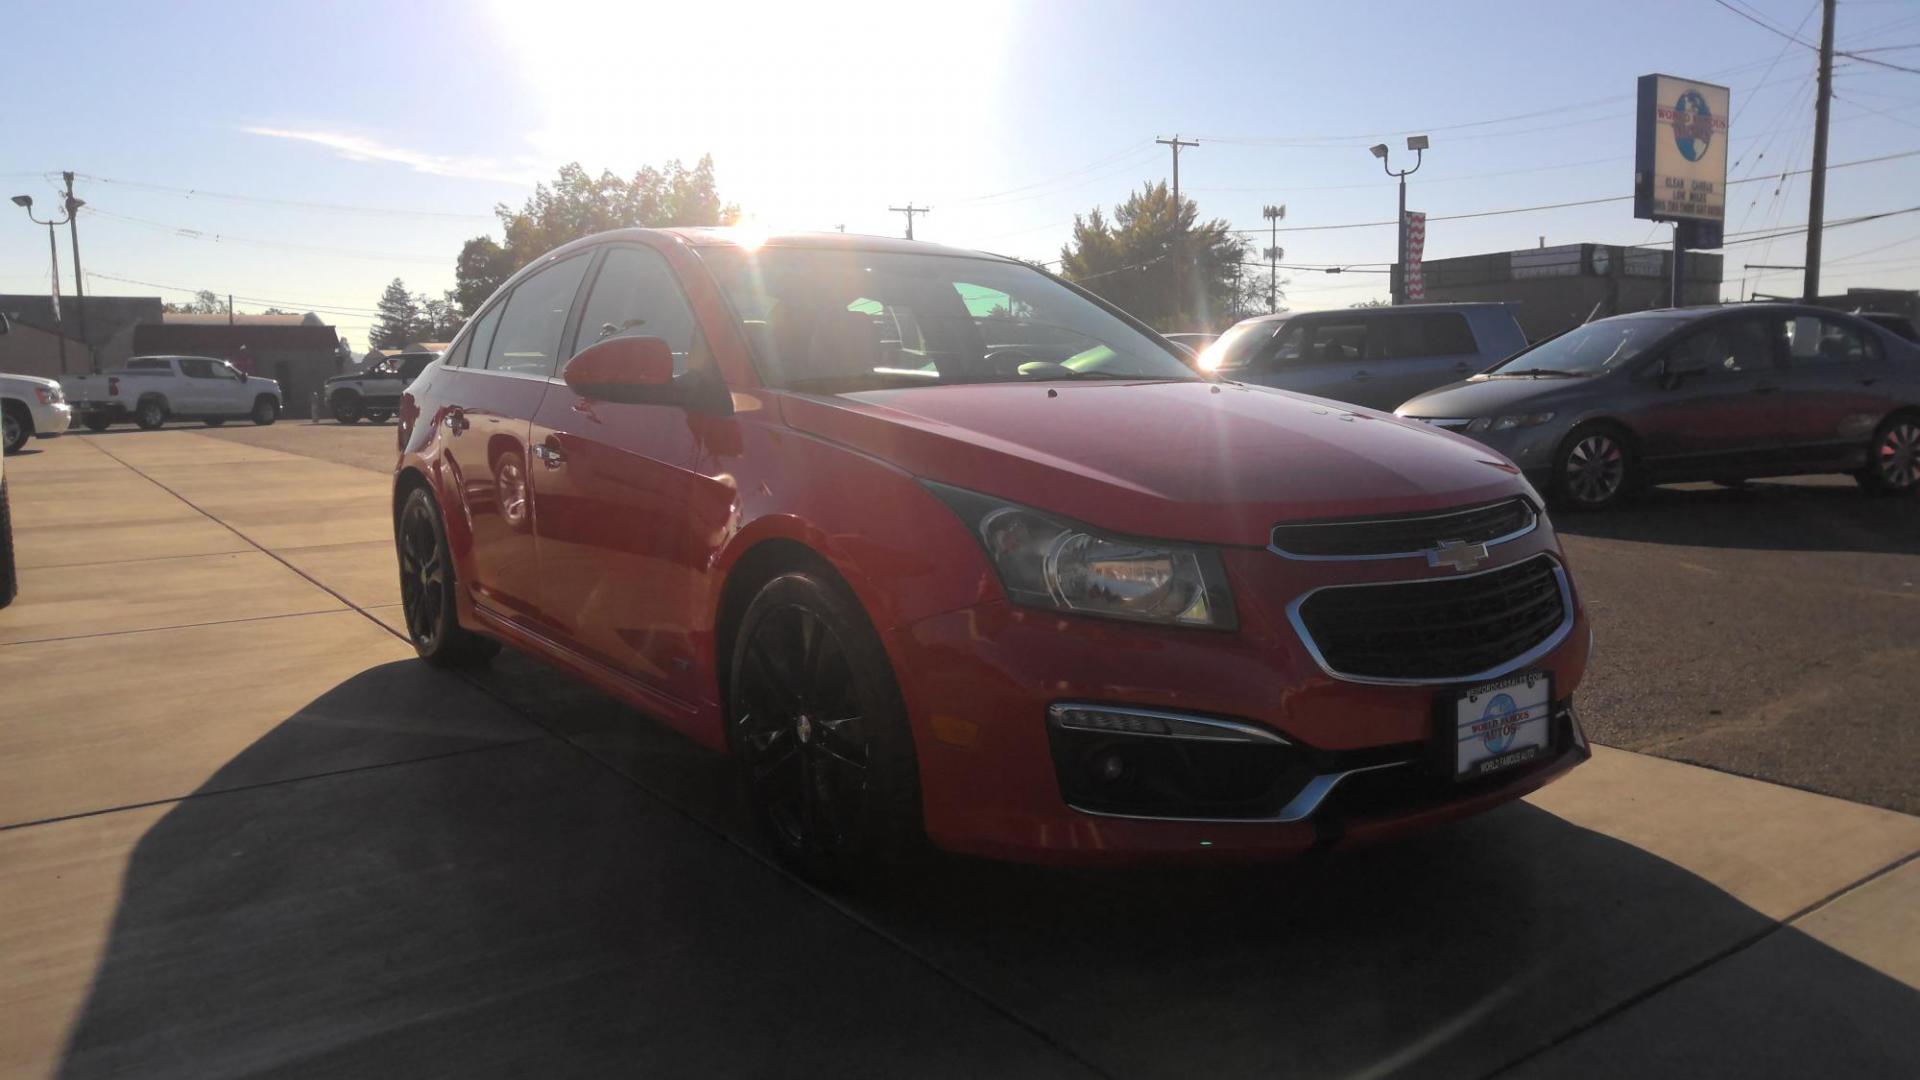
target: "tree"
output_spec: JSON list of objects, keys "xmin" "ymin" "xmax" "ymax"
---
[
  {"xmin": 452, "ymin": 156, "xmax": 738, "ymax": 316},
  {"xmin": 163, "ymin": 289, "xmax": 227, "ymax": 315},
  {"xmin": 416, "ymin": 292, "xmax": 464, "ymax": 341},
  {"xmin": 370, "ymin": 278, "xmax": 421, "ymax": 351},
  {"xmin": 1349, "ymin": 297, "xmax": 1391, "ymax": 308},
  {"xmin": 1057, "ymin": 182, "xmax": 1249, "ymax": 331}
]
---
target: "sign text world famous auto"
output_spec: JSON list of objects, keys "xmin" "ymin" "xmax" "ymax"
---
[{"xmin": 1634, "ymin": 74, "xmax": 1730, "ymax": 224}]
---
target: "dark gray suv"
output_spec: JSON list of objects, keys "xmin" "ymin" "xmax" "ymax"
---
[
  {"xmin": 1200, "ymin": 303, "xmax": 1527, "ymax": 411},
  {"xmin": 1396, "ymin": 303, "xmax": 1920, "ymax": 510}
]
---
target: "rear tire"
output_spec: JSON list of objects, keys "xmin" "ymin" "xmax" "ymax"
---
[
  {"xmin": 1856, "ymin": 413, "xmax": 1920, "ymax": 496},
  {"xmin": 1, "ymin": 404, "xmax": 28, "ymax": 454},
  {"xmin": 396, "ymin": 487, "xmax": 499, "ymax": 667},
  {"xmin": 250, "ymin": 397, "xmax": 279, "ymax": 426},
  {"xmin": 0, "ymin": 476, "xmax": 16, "ymax": 609},
  {"xmin": 727, "ymin": 571, "xmax": 924, "ymax": 883},
  {"xmin": 1550, "ymin": 423, "xmax": 1635, "ymax": 511},
  {"xmin": 134, "ymin": 398, "xmax": 168, "ymax": 430}
]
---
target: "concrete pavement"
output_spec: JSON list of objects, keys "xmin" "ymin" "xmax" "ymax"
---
[{"xmin": 1, "ymin": 428, "xmax": 1916, "ymax": 1078}]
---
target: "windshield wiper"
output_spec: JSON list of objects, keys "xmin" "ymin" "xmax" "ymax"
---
[{"xmin": 1488, "ymin": 367, "xmax": 1585, "ymax": 378}]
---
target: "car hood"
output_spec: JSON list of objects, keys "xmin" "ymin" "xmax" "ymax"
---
[
  {"xmin": 1, "ymin": 373, "xmax": 61, "ymax": 392},
  {"xmin": 1396, "ymin": 374, "xmax": 1595, "ymax": 420},
  {"xmin": 777, "ymin": 380, "xmax": 1529, "ymax": 547}
]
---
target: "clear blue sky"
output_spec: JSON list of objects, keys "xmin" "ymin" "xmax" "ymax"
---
[{"xmin": 5, "ymin": 0, "xmax": 1920, "ymax": 348}]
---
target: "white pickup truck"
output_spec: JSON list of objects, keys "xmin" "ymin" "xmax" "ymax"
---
[{"xmin": 62, "ymin": 355, "xmax": 282, "ymax": 430}]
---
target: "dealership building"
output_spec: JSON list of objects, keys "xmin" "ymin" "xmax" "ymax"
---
[{"xmin": 1412, "ymin": 243, "xmax": 1724, "ymax": 340}]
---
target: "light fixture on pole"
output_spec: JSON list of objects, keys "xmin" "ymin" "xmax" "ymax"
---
[
  {"xmin": 1372, "ymin": 135, "xmax": 1428, "ymax": 304},
  {"xmin": 11, "ymin": 194, "xmax": 74, "ymax": 374},
  {"xmin": 1261, "ymin": 204, "xmax": 1286, "ymax": 314}
]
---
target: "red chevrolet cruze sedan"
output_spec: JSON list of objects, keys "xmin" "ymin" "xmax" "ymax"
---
[{"xmin": 392, "ymin": 228, "xmax": 1591, "ymax": 876}]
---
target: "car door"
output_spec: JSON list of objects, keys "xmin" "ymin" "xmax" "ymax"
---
[
  {"xmin": 1625, "ymin": 314, "xmax": 1787, "ymax": 479},
  {"xmin": 435, "ymin": 253, "xmax": 593, "ymax": 624},
  {"xmin": 1237, "ymin": 317, "xmax": 1375, "ymax": 405},
  {"xmin": 212, "ymin": 360, "xmax": 251, "ymax": 413},
  {"xmin": 172, "ymin": 357, "xmax": 225, "ymax": 413},
  {"xmin": 1362, "ymin": 312, "xmax": 1483, "ymax": 409},
  {"xmin": 528, "ymin": 242, "xmax": 741, "ymax": 708},
  {"xmin": 1775, "ymin": 312, "xmax": 1891, "ymax": 468}
]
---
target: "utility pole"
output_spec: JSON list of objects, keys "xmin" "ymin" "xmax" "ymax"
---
[
  {"xmin": 888, "ymin": 204, "xmax": 929, "ymax": 241},
  {"xmin": 1262, "ymin": 204, "xmax": 1286, "ymax": 314},
  {"xmin": 1804, "ymin": 0, "xmax": 1837, "ymax": 301},
  {"xmin": 62, "ymin": 172, "xmax": 92, "ymax": 371},
  {"xmin": 1157, "ymin": 135, "xmax": 1198, "ymax": 324}
]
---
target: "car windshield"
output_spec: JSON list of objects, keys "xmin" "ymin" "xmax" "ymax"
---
[
  {"xmin": 1197, "ymin": 319, "xmax": 1284, "ymax": 371},
  {"xmin": 1490, "ymin": 316, "xmax": 1684, "ymax": 375},
  {"xmin": 696, "ymin": 246, "xmax": 1198, "ymax": 391}
]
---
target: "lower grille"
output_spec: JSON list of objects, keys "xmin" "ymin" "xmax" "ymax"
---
[{"xmin": 1291, "ymin": 554, "xmax": 1570, "ymax": 682}]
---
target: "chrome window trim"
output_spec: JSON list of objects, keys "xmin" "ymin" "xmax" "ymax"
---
[
  {"xmin": 1066, "ymin": 761, "xmax": 1407, "ymax": 824},
  {"xmin": 1046, "ymin": 704, "xmax": 1289, "ymax": 745},
  {"xmin": 1286, "ymin": 553, "xmax": 1575, "ymax": 687},
  {"xmin": 452, "ymin": 366, "xmax": 555, "ymax": 384},
  {"xmin": 1267, "ymin": 497, "xmax": 1538, "ymax": 562}
]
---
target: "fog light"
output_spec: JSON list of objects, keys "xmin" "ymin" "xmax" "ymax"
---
[
  {"xmin": 1048, "ymin": 704, "xmax": 1288, "ymax": 745},
  {"xmin": 1097, "ymin": 752, "xmax": 1127, "ymax": 782}
]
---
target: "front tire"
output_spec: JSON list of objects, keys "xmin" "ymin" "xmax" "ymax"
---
[
  {"xmin": 331, "ymin": 394, "xmax": 364, "ymax": 424},
  {"xmin": 0, "ymin": 476, "xmax": 16, "ymax": 609},
  {"xmin": 728, "ymin": 571, "xmax": 923, "ymax": 882},
  {"xmin": 1856, "ymin": 414, "xmax": 1920, "ymax": 496},
  {"xmin": 1551, "ymin": 424, "xmax": 1635, "ymax": 511},
  {"xmin": 396, "ymin": 487, "xmax": 498, "ymax": 667},
  {"xmin": 1, "ymin": 405, "xmax": 27, "ymax": 454},
  {"xmin": 250, "ymin": 397, "xmax": 279, "ymax": 426},
  {"xmin": 134, "ymin": 398, "xmax": 167, "ymax": 430}
]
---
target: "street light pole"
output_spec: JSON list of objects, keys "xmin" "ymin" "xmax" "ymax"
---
[
  {"xmin": 62, "ymin": 172, "xmax": 92, "ymax": 371},
  {"xmin": 11, "ymin": 194, "xmax": 74, "ymax": 374},
  {"xmin": 1371, "ymin": 136, "xmax": 1429, "ymax": 305}
]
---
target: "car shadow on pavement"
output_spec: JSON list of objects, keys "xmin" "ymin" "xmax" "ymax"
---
[
  {"xmin": 54, "ymin": 651, "xmax": 1920, "ymax": 1078},
  {"xmin": 1554, "ymin": 479, "xmax": 1920, "ymax": 555}
]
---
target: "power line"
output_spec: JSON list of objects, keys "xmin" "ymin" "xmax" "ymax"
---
[
  {"xmin": 86, "ymin": 206, "xmax": 448, "ymax": 264},
  {"xmin": 1707, "ymin": 0, "xmax": 1920, "ymax": 74},
  {"xmin": 63, "ymin": 172, "xmax": 495, "ymax": 222},
  {"xmin": 85, "ymin": 270, "xmax": 384, "ymax": 319}
]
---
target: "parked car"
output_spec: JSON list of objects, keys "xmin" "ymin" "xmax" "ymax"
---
[
  {"xmin": 1199, "ymin": 303, "xmax": 1528, "ymax": 411},
  {"xmin": 63, "ymin": 355, "xmax": 282, "ymax": 430},
  {"xmin": 393, "ymin": 229, "xmax": 1591, "ymax": 878},
  {"xmin": 1163, "ymin": 331, "xmax": 1218, "ymax": 365},
  {"xmin": 1396, "ymin": 304, "xmax": 1920, "ymax": 510},
  {"xmin": 2, "ymin": 371, "xmax": 72, "ymax": 454},
  {"xmin": 1, "ymin": 314, "xmax": 16, "ymax": 606},
  {"xmin": 323, "ymin": 351, "xmax": 438, "ymax": 424}
]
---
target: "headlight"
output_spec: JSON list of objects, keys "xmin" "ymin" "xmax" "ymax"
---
[
  {"xmin": 1465, "ymin": 411, "xmax": 1555, "ymax": 434},
  {"xmin": 925, "ymin": 482, "xmax": 1236, "ymax": 629}
]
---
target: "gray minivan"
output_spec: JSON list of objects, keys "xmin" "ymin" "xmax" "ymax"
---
[{"xmin": 1202, "ymin": 303, "xmax": 1528, "ymax": 411}]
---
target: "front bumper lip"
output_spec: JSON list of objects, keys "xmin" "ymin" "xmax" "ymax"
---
[{"xmin": 1069, "ymin": 759, "xmax": 1411, "ymax": 826}]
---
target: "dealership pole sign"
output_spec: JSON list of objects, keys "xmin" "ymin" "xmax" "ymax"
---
[{"xmin": 1635, "ymin": 73, "xmax": 1729, "ymax": 246}]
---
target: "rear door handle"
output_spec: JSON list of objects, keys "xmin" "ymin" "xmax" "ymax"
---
[{"xmin": 533, "ymin": 443, "xmax": 566, "ymax": 469}]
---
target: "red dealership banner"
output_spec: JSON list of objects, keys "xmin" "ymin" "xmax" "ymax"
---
[{"xmin": 1404, "ymin": 212, "xmax": 1426, "ymax": 300}]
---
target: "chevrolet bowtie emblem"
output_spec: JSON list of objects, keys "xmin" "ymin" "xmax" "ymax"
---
[{"xmin": 1428, "ymin": 539, "xmax": 1489, "ymax": 572}]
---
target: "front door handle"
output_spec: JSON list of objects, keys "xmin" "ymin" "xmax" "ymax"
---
[{"xmin": 533, "ymin": 443, "xmax": 566, "ymax": 469}]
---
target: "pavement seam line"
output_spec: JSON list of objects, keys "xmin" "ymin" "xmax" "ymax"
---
[
  {"xmin": 78, "ymin": 435, "xmax": 410, "ymax": 644},
  {"xmin": 1481, "ymin": 845, "xmax": 1920, "ymax": 1078},
  {"xmin": 0, "ymin": 606, "xmax": 349, "ymax": 647},
  {"xmin": 14, "ymin": 545, "xmax": 259, "ymax": 571},
  {"xmin": 446, "ymin": 666, "xmax": 1118, "ymax": 1080},
  {"xmin": 0, "ymin": 735, "xmax": 551, "ymax": 834}
]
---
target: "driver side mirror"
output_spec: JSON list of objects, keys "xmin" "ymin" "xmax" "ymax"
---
[{"xmin": 563, "ymin": 335, "xmax": 677, "ymax": 404}]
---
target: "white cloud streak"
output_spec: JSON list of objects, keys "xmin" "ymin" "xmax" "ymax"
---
[{"xmin": 243, "ymin": 127, "xmax": 542, "ymax": 186}]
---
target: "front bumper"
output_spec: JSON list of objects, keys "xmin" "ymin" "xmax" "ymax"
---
[
  {"xmin": 892, "ymin": 555, "xmax": 1591, "ymax": 865},
  {"xmin": 31, "ymin": 401, "xmax": 71, "ymax": 436}
]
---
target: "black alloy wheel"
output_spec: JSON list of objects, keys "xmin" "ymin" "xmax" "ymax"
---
[
  {"xmin": 729, "ymin": 572, "xmax": 922, "ymax": 881},
  {"xmin": 396, "ymin": 487, "xmax": 498, "ymax": 667},
  {"xmin": 1857, "ymin": 414, "xmax": 1920, "ymax": 496},
  {"xmin": 1553, "ymin": 425, "xmax": 1632, "ymax": 511},
  {"xmin": 135, "ymin": 399, "xmax": 167, "ymax": 430}
]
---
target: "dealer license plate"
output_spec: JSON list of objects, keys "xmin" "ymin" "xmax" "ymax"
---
[{"xmin": 1452, "ymin": 671, "xmax": 1552, "ymax": 780}]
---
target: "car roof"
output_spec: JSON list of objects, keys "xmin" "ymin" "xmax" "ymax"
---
[{"xmin": 544, "ymin": 226, "xmax": 1023, "ymax": 265}]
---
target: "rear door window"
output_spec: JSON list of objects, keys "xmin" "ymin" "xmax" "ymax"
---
[
  {"xmin": 484, "ymin": 255, "xmax": 591, "ymax": 377},
  {"xmin": 1668, "ymin": 317, "xmax": 1773, "ymax": 376},
  {"xmin": 1784, "ymin": 315, "xmax": 1879, "ymax": 366}
]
